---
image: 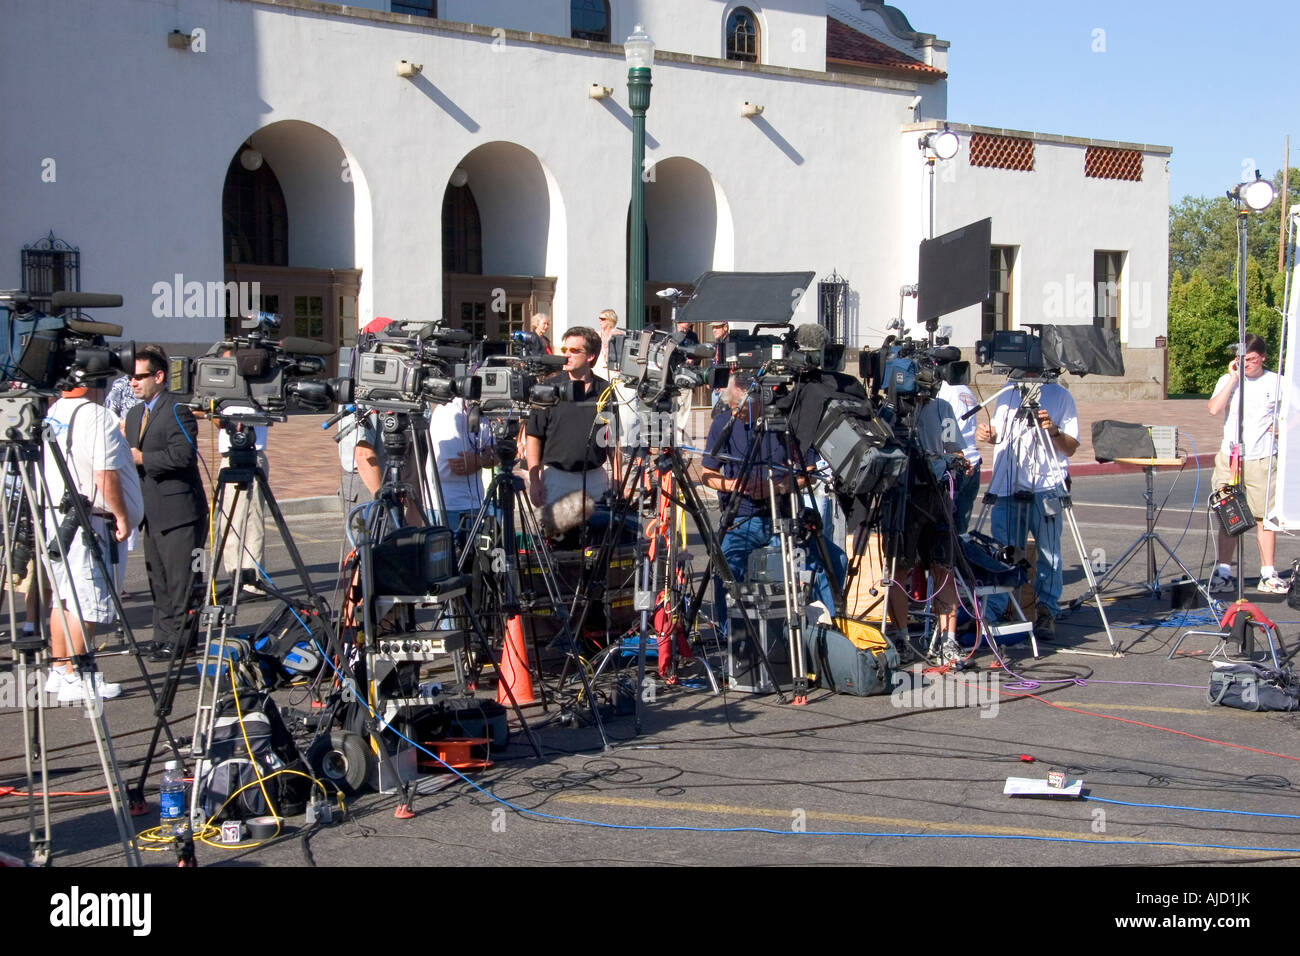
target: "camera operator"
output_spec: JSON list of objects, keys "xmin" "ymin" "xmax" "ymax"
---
[
  {"xmin": 426, "ymin": 394, "xmax": 494, "ymax": 535},
  {"xmin": 43, "ymin": 383, "xmax": 143, "ymax": 701},
  {"xmin": 937, "ymin": 380, "xmax": 981, "ymax": 535},
  {"xmin": 525, "ymin": 326, "xmax": 612, "ymax": 508},
  {"xmin": 709, "ymin": 321, "xmax": 732, "ymax": 413},
  {"xmin": 702, "ymin": 371, "xmax": 841, "ymax": 632},
  {"xmin": 1207, "ymin": 334, "xmax": 1284, "ymax": 594},
  {"xmin": 883, "ymin": 390, "xmax": 970, "ymax": 659},
  {"xmin": 975, "ymin": 382, "xmax": 1079, "ymax": 641}
]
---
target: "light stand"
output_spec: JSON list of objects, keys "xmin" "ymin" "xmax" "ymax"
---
[
  {"xmin": 918, "ymin": 125, "xmax": 959, "ymax": 241},
  {"xmin": 1223, "ymin": 173, "xmax": 1276, "ymax": 654}
]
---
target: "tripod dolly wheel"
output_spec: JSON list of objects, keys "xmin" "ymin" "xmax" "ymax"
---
[{"xmin": 308, "ymin": 731, "xmax": 370, "ymax": 795}]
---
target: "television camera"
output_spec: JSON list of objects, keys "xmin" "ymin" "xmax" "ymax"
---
[
  {"xmin": 471, "ymin": 331, "xmax": 570, "ymax": 412},
  {"xmin": 169, "ymin": 312, "xmax": 338, "ymax": 418},
  {"xmin": 606, "ymin": 328, "xmax": 722, "ymax": 403},
  {"xmin": 335, "ymin": 319, "xmax": 483, "ymax": 412},
  {"xmin": 0, "ymin": 290, "xmax": 133, "ymax": 392}
]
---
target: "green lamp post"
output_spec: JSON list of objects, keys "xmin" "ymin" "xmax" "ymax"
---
[{"xmin": 625, "ymin": 24, "xmax": 654, "ymax": 331}]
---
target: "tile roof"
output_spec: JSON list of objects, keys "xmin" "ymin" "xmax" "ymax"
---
[{"xmin": 825, "ymin": 17, "xmax": 945, "ymax": 78}]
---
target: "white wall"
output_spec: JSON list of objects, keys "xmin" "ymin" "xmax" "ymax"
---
[
  {"xmin": 895, "ymin": 125, "xmax": 1170, "ymax": 350},
  {"xmin": 3, "ymin": 0, "xmax": 1164, "ymax": 366}
]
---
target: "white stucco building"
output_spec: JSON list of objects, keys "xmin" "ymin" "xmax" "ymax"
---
[{"xmin": 1, "ymin": 0, "xmax": 1170, "ymax": 397}]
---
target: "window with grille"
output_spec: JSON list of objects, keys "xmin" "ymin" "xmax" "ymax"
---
[
  {"xmin": 1093, "ymin": 251, "xmax": 1123, "ymax": 333},
  {"xmin": 726, "ymin": 8, "xmax": 760, "ymax": 63},
  {"xmin": 571, "ymin": 0, "xmax": 610, "ymax": 42},
  {"xmin": 20, "ymin": 232, "xmax": 80, "ymax": 311},
  {"xmin": 982, "ymin": 246, "xmax": 1016, "ymax": 337},
  {"xmin": 1084, "ymin": 146, "xmax": 1142, "ymax": 181}
]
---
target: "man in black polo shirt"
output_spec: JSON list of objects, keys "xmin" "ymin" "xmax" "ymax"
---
[{"xmin": 525, "ymin": 326, "xmax": 612, "ymax": 507}]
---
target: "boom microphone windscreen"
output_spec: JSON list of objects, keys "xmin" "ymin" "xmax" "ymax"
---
[
  {"xmin": 794, "ymin": 323, "xmax": 831, "ymax": 350},
  {"xmin": 65, "ymin": 319, "xmax": 125, "ymax": 337},
  {"xmin": 50, "ymin": 292, "xmax": 123, "ymax": 310}
]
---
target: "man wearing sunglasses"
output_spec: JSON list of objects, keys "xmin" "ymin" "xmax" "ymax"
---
[
  {"xmin": 125, "ymin": 345, "xmax": 208, "ymax": 661},
  {"xmin": 525, "ymin": 325, "xmax": 611, "ymax": 509}
]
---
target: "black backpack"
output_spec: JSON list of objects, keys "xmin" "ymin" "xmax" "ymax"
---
[{"xmin": 197, "ymin": 691, "xmax": 311, "ymax": 821}]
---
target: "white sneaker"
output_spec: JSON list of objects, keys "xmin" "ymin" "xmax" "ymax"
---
[
  {"xmin": 1208, "ymin": 572, "xmax": 1237, "ymax": 594},
  {"xmin": 57, "ymin": 671, "xmax": 122, "ymax": 703},
  {"xmin": 44, "ymin": 668, "xmax": 69, "ymax": 697},
  {"xmin": 1258, "ymin": 575, "xmax": 1289, "ymax": 595}
]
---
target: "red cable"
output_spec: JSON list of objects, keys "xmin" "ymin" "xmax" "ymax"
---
[{"xmin": 1004, "ymin": 691, "xmax": 1300, "ymax": 762}]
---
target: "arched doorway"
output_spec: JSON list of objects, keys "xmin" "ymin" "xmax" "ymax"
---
[
  {"xmin": 220, "ymin": 121, "xmax": 369, "ymax": 374},
  {"xmin": 441, "ymin": 142, "xmax": 563, "ymax": 340}
]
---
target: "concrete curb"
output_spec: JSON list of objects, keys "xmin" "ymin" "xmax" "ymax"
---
[{"xmin": 280, "ymin": 496, "xmax": 343, "ymax": 516}]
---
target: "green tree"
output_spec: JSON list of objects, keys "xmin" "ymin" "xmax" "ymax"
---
[
  {"xmin": 1168, "ymin": 167, "xmax": 1298, "ymax": 283},
  {"xmin": 1167, "ymin": 258, "xmax": 1283, "ymax": 394}
]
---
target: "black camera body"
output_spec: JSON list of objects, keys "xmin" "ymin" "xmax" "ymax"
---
[
  {"xmin": 471, "ymin": 332, "xmax": 570, "ymax": 413},
  {"xmin": 172, "ymin": 313, "xmax": 338, "ymax": 416},
  {"xmin": 608, "ymin": 329, "xmax": 721, "ymax": 403},
  {"xmin": 0, "ymin": 291, "xmax": 132, "ymax": 391}
]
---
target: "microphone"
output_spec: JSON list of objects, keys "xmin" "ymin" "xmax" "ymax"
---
[
  {"xmin": 51, "ymin": 292, "xmax": 123, "ymax": 310},
  {"xmin": 793, "ymin": 323, "xmax": 831, "ymax": 351},
  {"xmin": 65, "ymin": 319, "xmax": 125, "ymax": 337}
]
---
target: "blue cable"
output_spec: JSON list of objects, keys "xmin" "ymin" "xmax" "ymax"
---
[
  {"xmin": 1086, "ymin": 794, "xmax": 1300, "ymax": 821},
  {"xmin": 280, "ymin": 618, "xmax": 1300, "ymax": 854}
]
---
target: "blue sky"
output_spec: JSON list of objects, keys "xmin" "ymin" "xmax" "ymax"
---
[{"xmin": 908, "ymin": 1, "xmax": 1297, "ymax": 203}]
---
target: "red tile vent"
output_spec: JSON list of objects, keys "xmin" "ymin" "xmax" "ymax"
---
[
  {"xmin": 969, "ymin": 133, "xmax": 1035, "ymax": 172},
  {"xmin": 1084, "ymin": 145, "xmax": 1143, "ymax": 181}
]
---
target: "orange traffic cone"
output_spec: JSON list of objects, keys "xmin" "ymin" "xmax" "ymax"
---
[{"xmin": 497, "ymin": 614, "xmax": 536, "ymax": 705}]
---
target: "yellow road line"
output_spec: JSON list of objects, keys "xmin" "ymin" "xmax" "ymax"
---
[{"xmin": 554, "ymin": 794, "xmax": 1284, "ymax": 858}]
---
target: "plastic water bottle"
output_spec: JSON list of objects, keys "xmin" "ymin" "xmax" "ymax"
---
[{"xmin": 160, "ymin": 760, "xmax": 189, "ymax": 840}]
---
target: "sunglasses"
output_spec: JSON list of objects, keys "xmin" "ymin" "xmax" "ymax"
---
[
  {"xmin": 128, "ymin": 371, "xmax": 160, "ymax": 381},
  {"xmin": 563, "ymin": 346, "xmax": 589, "ymax": 354}
]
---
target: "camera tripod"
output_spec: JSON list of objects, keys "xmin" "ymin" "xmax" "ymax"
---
[
  {"xmin": 555, "ymin": 395, "xmax": 722, "ymax": 733},
  {"xmin": 669, "ymin": 378, "xmax": 845, "ymax": 707},
  {"xmin": 339, "ymin": 405, "xmax": 542, "ymax": 804},
  {"xmin": 454, "ymin": 410, "xmax": 601, "ymax": 747},
  {"xmin": 0, "ymin": 390, "xmax": 148, "ymax": 866},
  {"xmin": 975, "ymin": 378, "xmax": 1118, "ymax": 654}
]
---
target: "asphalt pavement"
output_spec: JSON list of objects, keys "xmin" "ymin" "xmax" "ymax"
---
[{"xmin": 3, "ymin": 467, "xmax": 1299, "ymax": 880}]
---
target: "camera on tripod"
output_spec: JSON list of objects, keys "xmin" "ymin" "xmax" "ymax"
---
[
  {"xmin": 974, "ymin": 325, "xmax": 1125, "ymax": 379},
  {"xmin": 341, "ymin": 320, "xmax": 482, "ymax": 411},
  {"xmin": 0, "ymin": 290, "xmax": 133, "ymax": 391},
  {"xmin": 170, "ymin": 312, "xmax": 339, "ymax": 416},
  {"xmin": 471, "ymin": 331, "xmax": 570, "ymax": 412},
  {"xmin": 861, "ymin": 335, "xmax": 970, "ymax": 404},
  {"xmin": 606, "ymin": 328, "xmax": 722, "ymax": 402}
]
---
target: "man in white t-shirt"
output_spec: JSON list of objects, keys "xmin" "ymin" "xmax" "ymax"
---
[
  {"xmin": 1207, "ymin": 334, "xmax": 1284, "ymax": 594},
  {"xmin": 975, "ymin": 381, "xmax": 1079, "ymax": 640},
  {"xmin": 937, "ymin": 381, "xmax": 982, "ymax": 535},
  {"xmin": 426, "ymin": 396, "xmax": 494, "ymax": 535},
  {"xmin": 43, "ymin": 385, "xmax": 144, "ymax": 703}
]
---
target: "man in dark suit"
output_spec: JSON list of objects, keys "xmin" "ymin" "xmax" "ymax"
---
[{"xmin": 125, "ymin": 344, "xmax": 208, "ymax": 661}]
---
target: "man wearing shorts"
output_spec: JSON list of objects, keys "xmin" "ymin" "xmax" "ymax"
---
[
  {"xmin": 43, "ymin": 384, "xmax": 144, "ymax": 702},
  {"xmin": 1208, "ymin": 334, "xmax": 1285, "ymax": 594}
]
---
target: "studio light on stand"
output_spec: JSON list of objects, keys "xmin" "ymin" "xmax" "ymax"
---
[
  {"xmin": 918, "ymin": 124, "xmax": 960, "ymax": 240},
  {"xmin": 1224, "ymin": 170, "xmax": 1275, "ymax": 638}
]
